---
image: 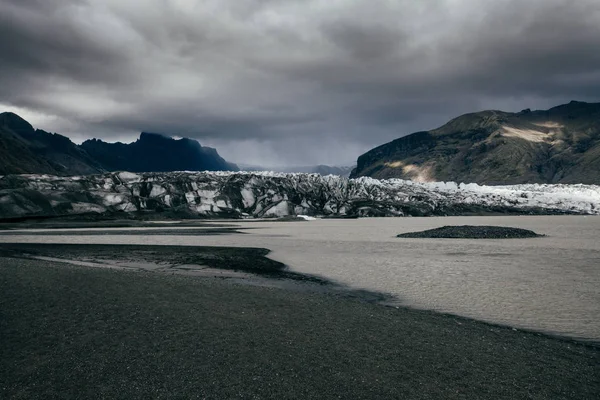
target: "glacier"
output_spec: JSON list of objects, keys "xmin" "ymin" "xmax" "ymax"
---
[{"xmin": 0, "ymin": 171, "xmax": 599, "ymax": 219}]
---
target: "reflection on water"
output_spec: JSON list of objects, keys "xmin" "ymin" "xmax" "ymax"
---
[{"xmin": 1, "ymin": 216, "xmax": 599, "ymax": 341}]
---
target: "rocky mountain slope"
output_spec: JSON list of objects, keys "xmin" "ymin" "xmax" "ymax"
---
[
  {"xmin": 0, "ymin": 112, "xmax": 237, "ymax": 175},
  {"xmin": 0, "ymin": 112, "xmax": 104, "ymax": 175},
  {"xmin": 1, "ymin": 172, "xmax": 597, "ymax": 220},
  {"xmin": 351, "ymin": 101, "xmax": 600, "ymax": 185}
]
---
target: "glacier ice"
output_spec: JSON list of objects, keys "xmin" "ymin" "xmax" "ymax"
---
[{"xmin": 0, "ymin": 171, "xmax": 599, "ymax": 219}]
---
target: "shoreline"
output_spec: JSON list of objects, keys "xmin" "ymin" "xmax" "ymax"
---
[
  {"xmin": 1, "ymin": 241, "xmax": 599, "ymax": 347},
  {"xmin": 1, "ymin": 251, "xmax": 598, "ymax": 398}
]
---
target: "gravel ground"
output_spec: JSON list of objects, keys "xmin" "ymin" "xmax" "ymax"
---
[{"xmin": 1, "ymin": 253, "xmax": 598, "ymax": 399}]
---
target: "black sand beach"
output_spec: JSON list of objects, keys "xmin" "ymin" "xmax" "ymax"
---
[{"xmin": 1, "ymin": 245, "xmax": 598, "ymax": 399}]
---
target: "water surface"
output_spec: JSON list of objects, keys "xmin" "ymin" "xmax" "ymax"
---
[{"xmin": 2, "ymin": 216, "xmax": 599, "ymax": 341}]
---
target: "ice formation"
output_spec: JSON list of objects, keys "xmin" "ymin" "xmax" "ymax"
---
[{"xmin": 0, "ymin": 171, "xmax": 598, "ymax": 218}]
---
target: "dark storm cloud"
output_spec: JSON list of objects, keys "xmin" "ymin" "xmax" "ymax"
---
[
  {"xmin": 1, "ymin": 0, "xmax": 599, "ymax": 166},
  {"xmin": 0, "ymin": 0, "xmax": 132, "ymax": 87}
]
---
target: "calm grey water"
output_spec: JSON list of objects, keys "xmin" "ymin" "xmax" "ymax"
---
[{"xmin": 2, "ymin": 216, "xmax": 599, "ymax": 342}]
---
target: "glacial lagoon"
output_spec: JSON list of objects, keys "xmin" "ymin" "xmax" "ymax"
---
[{"xmin": 2, "ymin": 215, "xmax": 599, "ymax": 342}]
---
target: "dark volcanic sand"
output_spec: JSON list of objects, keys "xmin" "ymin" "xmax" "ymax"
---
[
  {"xmin": 0, "ymin": 243, "xmax": 327, "ymax": 284},
  {"xmin": 0, "ymin": 249, "xmax": 598, "ymax": 399},
  {"xmin": 0, "ymin": 227, "xmax": 247, "ymax": 236},
  {"xmin": 0, "ymin": 219, "xmax": 241, "ymax": 230},
  {"xmin": 397, "ymin": 225, "xmax": 543, "ymax": 239}
]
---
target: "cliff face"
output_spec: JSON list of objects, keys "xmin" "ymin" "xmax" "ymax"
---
[
  {"xmin": 1, "ymin": 171, "xmax": 597, "ymax": 220},
  {"xmin": 351, "ymin": 101, "xmax": 600, "ymax": 185}
]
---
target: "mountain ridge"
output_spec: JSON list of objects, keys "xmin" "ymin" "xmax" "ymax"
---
[
  {"xmin": 0, "ymin": 112, "xmax": 238, "ymax": 175},
  {"xmin": 0, "ymin": 112, "xmax": 104, "ymax": 175},
  {"xmin": 80, "ymin": 132, "xmax": 238, "ymax": 173},
  {"xmin": 350, "ymin": 101, "xmax": 600, "ymax": 185}
]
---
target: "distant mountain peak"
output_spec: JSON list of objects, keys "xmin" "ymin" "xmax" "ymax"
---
[
  {"xmin": 0, "ymin": 111, "xmax": 26, "ymax": 120},
  {"xmin": 0, "ymin": 112, "xmax": 103, "ymax": 175},
  {"xmin": 0, "ymin": 112, "xmax": 34, "ymax": 133},
  {"xmin": 137, "ymin": 132, "xmax": 203, "ymax": 149},
  {"xmin": 1, "ymin": 113, "xmax": 238, "ymax": 175},
  {"xmin": 139, "ymin": 132, "xmax": 170, "ymax": 140},
  {"xmin": 81, "ymin": 132, "xmax": 237, "ymax": 173}
]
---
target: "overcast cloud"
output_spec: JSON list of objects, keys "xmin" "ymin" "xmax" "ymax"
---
[{"xmin": 1, "ymin": 0, "xmax": 599, "ymax": 166}]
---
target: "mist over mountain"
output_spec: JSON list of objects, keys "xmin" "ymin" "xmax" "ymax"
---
[
  {"xmin": 239, "ymin": 164, "xmax": 354, "ymax": 177},
  {"xmin": 351, "ymin": 101, "xmax": 600, "ymax": 185},
  {"xmin": 0, "ymin": 113, "xmax": 237, "ymax": 175}
]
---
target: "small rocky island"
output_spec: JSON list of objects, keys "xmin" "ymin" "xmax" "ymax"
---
[{"xmin": 397, "ymin": 225, "xmax": 543, "ymax": 239}]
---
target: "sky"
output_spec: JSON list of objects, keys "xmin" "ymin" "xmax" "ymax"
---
[{"xmin": 1, "ymin": 0, "xmax": 600, "ymax": 167}]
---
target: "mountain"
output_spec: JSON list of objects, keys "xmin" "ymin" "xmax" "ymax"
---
[
  {"xmin": 0, "ymin": 112, "xmax": 104, "ymax": 175},
  {"xmin": 0, "ymin": 171, "xmax": 597, "ymax": 220},
  {"xmin": 0, "ymin": 112, "xmax": 238, "ymax": 175},
  {"xmin": 350, "ymin": 101, "xmax": 600, "ymax": 185},
  {"xmin": 239, "ymin": 164, "xmax": 355, "ymax": 177},
  {"xmin": 81, "ymin": 133, "xmax": 238, "ymax": 173}
]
